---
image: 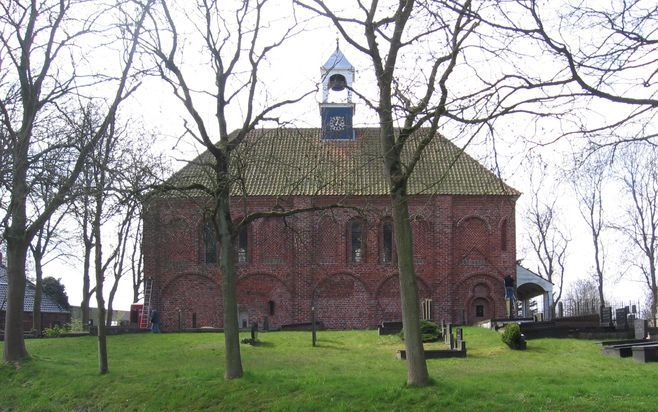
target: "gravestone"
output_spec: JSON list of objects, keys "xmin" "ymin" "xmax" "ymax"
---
[
  {"xmin": 635, "ymin": 319, "xmax": 648, "ymax": 340},
  {"xmin": 600, "ymin": 306, "xmax": 612, "ymax": 327},
  {"xmin": 456, "ymin": 327, "xmax": 465, "ymax": 351},
  {"xmin": 311, "ymin": 306, "xmax": 317, "ymax": 347},
  {"xmin": 615, "ymin": 307, "xmax": 629, "ymax": 330},
  {"xmin": 444, "ymin": 323, "xmax": 453, "ymax": 345},
  {"xmin": 250, "ymin": 321, "xmax": 258, "ymax": 341}
]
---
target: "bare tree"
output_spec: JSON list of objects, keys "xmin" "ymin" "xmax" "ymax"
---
[
  {"xmin": 71, "ymin": 108, "xmax": 100, "ymax": 331},
  {"xmin": 106, "ymin": 135, "xmax": 164, "ymax": 326},
  {"xmin": 563, "ymin": 278, "xmax": 601, "ymax": 317},
  {"xmin": 526, "ymin": 181, "xmax": 569, "ymax": 318},
  {"xmin": 571, "ymin": 157, "xmax": 607, "ymax": 308},
  {"xmin": 613, "ymin": 144, "xmax": 658, "ymax": 325},
  {"xmin": 294, "ymin": 0, "xmax": 534, "ymax": 385},
  {"xmin": 502, "ymin": 1, "xmax": 658, "ymax": 147},
  {"xmin": 0, "ymin": 0, "xmax": 151, "ymax": 363},
  {"xmin": 130, "ymin": 220, "xmax": 144, "ymax": 304},
  {"xmin": 29, "ymin": 205, "xmax": 70, "ymax": 336},
  {"xmin": 142, "ymin": 0, "xmax": 344, "ymax": 380}
]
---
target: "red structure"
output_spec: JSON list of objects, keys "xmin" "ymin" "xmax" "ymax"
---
[{"xmin": 142, "ymin": 48, "xmax": 519, "ymax": 331}]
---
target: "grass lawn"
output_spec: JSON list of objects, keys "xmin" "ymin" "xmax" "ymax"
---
[{"xmin": 1, "ymin": 327, "xmax": 657, "ymax": 411}]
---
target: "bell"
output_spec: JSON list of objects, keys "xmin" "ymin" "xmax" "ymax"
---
[{"xmin": 328, "ymin": 74, "xmax": 347, "ymax": 91}]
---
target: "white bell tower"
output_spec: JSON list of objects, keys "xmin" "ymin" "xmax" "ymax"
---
[{"xmin": 319, "ymin": 41, "xmax": 355, "ymax": 140}]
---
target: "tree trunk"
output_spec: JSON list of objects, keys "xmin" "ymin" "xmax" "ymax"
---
[
  {"xmin": 651, "ymin": 278, "xmax": 658, "ymax": 327},
  {"xmin": 94, "ymin": 195, "xmax": 108, "ymax": 374},
  {"xmin": 32, "ymin": 252, "xmax": 43, "ymax": 336},
  {"xmin": 597, "ymin": 280, "xmax": 605, "ymax": 311},
  {"xmin": 106, "ymin": 276, "xmax": 120, "ymax": 327},
  {"xmin": 95, "ymin": 283, "xmax": 108, "ymax": 374},
  {"xmin": 81, "ymin": 236, "xmax": 92, "ymax": 330},
  {"xmin": 3, "ymin": 240, "xmax": 29, "ymax": 362},
  {"xmin": 218, "ymin": 195, "xmax": 243, "ymax": 380},
  {"xmin": 391, "ymin": 188, "xmax": 429, "ymax": 386},
  {"xmin": 4, "ymin": 125, "xmax": 30, "ymax": 362},
  {"xmin": 593, "ymin": 231, "xmax": 605, "ymax": 308},
  {"xmin": 131, "ymin": 224, "xmax": 143, "ymax": 304}
]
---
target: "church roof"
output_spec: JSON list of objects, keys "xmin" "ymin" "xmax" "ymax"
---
[
  {"xmin": 322, "ymin": 48, "xmax": 353, "ymax": 71},
  {"xmin": 162, "ymin": 128, "xmax": 519, "ymax": 198}
]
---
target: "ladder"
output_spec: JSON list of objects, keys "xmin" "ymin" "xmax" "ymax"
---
[{"xmin": 140, "ymin": 278, "xmax": 154, "ymax": 329}]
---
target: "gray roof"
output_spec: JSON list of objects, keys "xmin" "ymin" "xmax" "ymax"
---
[
  {"xmin": 162, "ymin": 128, "xmax": 519, "ymax": 198},
  {"xmin": 322, "ymin": 48, "xmax": 353, "ymax": 70},
  {"xmin": 0, "ymin": 266, "xmax": 69, "ymax": 314}
]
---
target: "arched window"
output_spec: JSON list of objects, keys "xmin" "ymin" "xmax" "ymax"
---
[
  {"xmin": 350, "ymin": 220, "xmax": 364, "ymax": 263},
  {"xmin": 382, "ymin": 221, "xmax": 394, "ymax": 264},
  {"xmin": 237, "ymin": 226, "xmax": 248, "ymax": 264},
  {"xmin": 501, "ymin": 219, "xmax": 508, "ymax": 252},
  {"xmin": 203, "ymin": 222, "xmax": 218, "ymax": 264}
]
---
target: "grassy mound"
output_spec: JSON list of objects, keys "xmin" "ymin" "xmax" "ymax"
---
[{"xmin": 2, "ymin": 327, "xmax": 658, "ymax": 411}]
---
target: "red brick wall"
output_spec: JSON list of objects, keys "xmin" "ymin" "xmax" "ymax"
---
[{"xmin": 143, "ymin": 194, "xmax": 516, "ymax": 330}]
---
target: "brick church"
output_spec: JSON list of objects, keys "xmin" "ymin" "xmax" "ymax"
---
[{"xmin": 143, "ymin": 47, "xmax": 519, "ymax": 331}]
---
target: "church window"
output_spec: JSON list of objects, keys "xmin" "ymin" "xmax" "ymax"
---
[
  {"xmin": 501, "ymin": 219, "xmax": 508, "ymax": 251},
  {"xmin": 203, "ymin": 222, "xmax": 218, "ymax": 264},
  {"xmin": 350, "ymin": 220, "xmax": 364, "ymax": 263},
  {"xmin": 476, "ymin": 304, "xmax": 485, "ymax": 318},
  {"xmin": 237, "ymin": 226, "xmax": 248, "ymax": 264},
  {"xmin": 382, "ymin": 221, "xmax": 394, "ymax": 264}
]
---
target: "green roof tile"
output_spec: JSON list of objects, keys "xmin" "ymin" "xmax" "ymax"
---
[{"xmin": 162, "ymin": 128, "xmax": 519, "ymax": 197}]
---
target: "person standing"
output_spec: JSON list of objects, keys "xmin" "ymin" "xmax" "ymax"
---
[
  {"xmin": 150, "ymin": 309, "xmax": 161, "ymax": 333},
  {"xmin": 504, "ymin": 275, "xmax": 516, "ymax": 319}
]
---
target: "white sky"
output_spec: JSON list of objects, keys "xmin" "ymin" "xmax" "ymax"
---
[{"xmin": 20, "ymin": 1, "xmax": 650, "ymax": 314}]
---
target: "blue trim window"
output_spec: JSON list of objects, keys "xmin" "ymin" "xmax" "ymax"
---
[
  {"xmin": 351, "ymin": 221, "xmax": 364, "ymax": 263},
  {"xmin": 203, "ymin": 222, "xmax": 218, "ymax": 264},
  {"xmin": 237, "ymin": 226, "xmax": 248, "ymax": 264}
]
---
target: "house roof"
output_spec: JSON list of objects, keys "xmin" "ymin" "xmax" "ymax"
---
[
  {"xmin": 0, "ymin": 266, "xmax": 70, "ymax": 314},
  {"xmin": 516, "ymin": 264, "xmax": 553, "ymax": 300},
  {"xmin": 162, "ymin": 128, "xmax": 519, "ymax": 198}
]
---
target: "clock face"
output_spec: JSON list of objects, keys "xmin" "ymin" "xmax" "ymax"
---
[{"xmin": 328, "ymin": 115, "xmax": 346, "ymax": 131}]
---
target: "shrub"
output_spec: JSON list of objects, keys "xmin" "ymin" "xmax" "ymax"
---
[
  {"xmin": 399, "ymin": 320, "xmax": 441, "ymax": 343},
  {"xmin": 43, "ymin": 325, "xmax": 65, "ymax": 338},
  {"xmin": 501, "ymin": 323, "xmax": 526, "ymax": 350},
  {"xmin": 68, "ymin": 319, "xmax": 84, "ymax": 332}
]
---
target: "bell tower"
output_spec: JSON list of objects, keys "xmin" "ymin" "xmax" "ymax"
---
[{"xmin": 320, "ymin": 42, "xmax": 355, "ymax": 140}]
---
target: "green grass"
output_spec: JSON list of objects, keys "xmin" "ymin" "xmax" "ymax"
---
[{"xmin": 1, "ymin": 327, "xmax": 657, "ymax": 411}]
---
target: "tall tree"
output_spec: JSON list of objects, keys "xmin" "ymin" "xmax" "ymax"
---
[
  {"xmin": 81, "ymin": 109, "xmax": 162, "ymax": 372},
  {"xmin": 0, "ymin": 0, "xmax": 151, "ymax": 363},
  {"xmin": 295, "ymin": 0, "xmax": 533, "ymax": 385},
  {"xmin": 571, "ymin": 157, "xmax": 607, "ymax": 309},
  {"xmin": 106, "ymin": 136, "xmax": 163, "ymax": 326},
  {"xmin": 28, "ymin": 143, "xmax": 73, "ymax": 335},
  {"xmin": 29, "ymin": 205, "xmax": 69, "ymax": 336},
  {"xmin": 613, "ymin": 144, "xmax": 658, "ymax": 325},
  {"xmin": 144, "ymin": 0, "xmax": 352, "ymax": 379},
  {"xmin": 526, "ymin": 177, "xmax": 569, "ymax": 318}
]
